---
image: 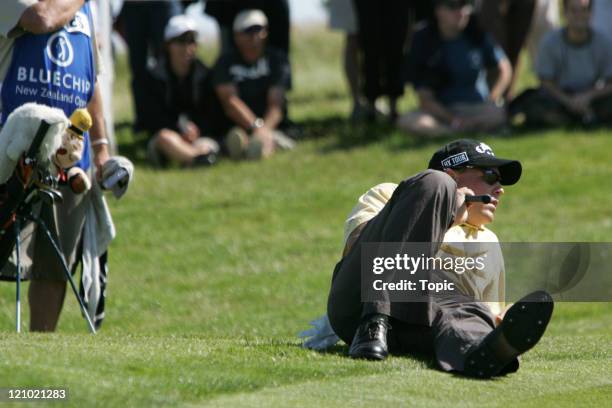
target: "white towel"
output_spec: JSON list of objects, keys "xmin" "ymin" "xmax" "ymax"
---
[
  {"xmin": 81, "ymin": 180, "xmax": 115, "ymax": 323},
  {"xmin": 298, "ymin": 314, "xmax": 340, "ymax": 350},
  {"xmin": 101, "ymin": 156, "xmax": 134, "ymax": 199}
]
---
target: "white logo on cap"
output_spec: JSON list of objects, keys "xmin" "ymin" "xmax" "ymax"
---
[
  {"xmin": 46, "ymin": 32, "xmax": 74, "ymax": 68},
  {"xmin": 475, "ymin": 142, "xmax": 494, "ymax": 156},
  {"xmin": 442, "ymin": 152, "xmax": 469, "ymax": 168}
]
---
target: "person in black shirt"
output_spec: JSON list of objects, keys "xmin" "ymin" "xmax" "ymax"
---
[
  {"xmin": 212, "ymin": 10, "xmax": 294, "ymax": 160},
  {"xmin": 141, "ymin": 15, "xmax": 219, "ymax": 167}
]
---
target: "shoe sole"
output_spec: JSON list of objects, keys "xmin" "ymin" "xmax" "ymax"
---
[
  {"xmin": 349, "ymin": 348, "xmax": 388, "ymax": 361},
  {"xmin": 465, "ymin": 290, "xmax": 553, "ymax": 378},
  {"xmin": 499, "ymin": 290, "xmax": 553, "ymax": 354}
]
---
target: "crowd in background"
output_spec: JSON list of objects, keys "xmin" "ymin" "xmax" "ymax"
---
[
  {"xmin": 101, "ymin": 0, "xmax": 612, "ymax": 168},
  {"xmin": 0, "ymin": 0, "xmax": 608, "ymax": 334}
]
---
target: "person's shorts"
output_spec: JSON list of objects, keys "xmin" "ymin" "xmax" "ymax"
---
[
  {"xmin": 329, "ymin": 0, "xmax": 358, "ymax": 34},
  {"xmin": 0, "ymin": 182, "xmax": 87, "ymax": 281}
]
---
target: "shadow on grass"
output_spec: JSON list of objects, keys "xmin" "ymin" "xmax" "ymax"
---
[
  {"xmin": 301, "ymin": 113, "xmax": 608, "ymax": 155},
  {"xmin": 297, "ymin": 115, "xmax": 458, "ymax": 154},
  {"xmin": 114, "ymin": 121, "xmax": 151, "ymax": 166},
  {"xmin": 114, "ymin": 114, "xmax": 596, "ymax": 166},
  {"xmin": 297, "ymin": 342, "xmax": 439, "ymax": 369}
]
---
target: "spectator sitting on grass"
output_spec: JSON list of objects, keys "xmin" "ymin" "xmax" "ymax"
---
[
  {"xmin": 509, "ymin": 0, "xmax": 612, "ymax": 127},
  {"xmin": 142, "ymin": 15, "xmax": 220, "ymax": 168},
  {"xmin": 397, "ymin": 0, "xmax": 512, "ymax": 137},
  {"xmin": 212, "ymin": 9, "xmax": 295, "ymax": 160}
]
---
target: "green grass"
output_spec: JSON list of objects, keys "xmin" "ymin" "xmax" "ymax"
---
[{"xmin": 0, "ymin": 28, "xmax": 611, "ymax": 407}]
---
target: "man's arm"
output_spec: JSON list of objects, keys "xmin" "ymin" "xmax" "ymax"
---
[
  {"xmin": 541, "ymin": 79, "xmax": 574, "ymax": 108},
  {"xmin": 489, "ymin": 58, "xmax": 512, "ymax": 103},
  {"xmin": 417, "ymin": 88, "xmax": 475, "ymax": 130},
  {"xmin": 540, "ymin": 79, "xmax": 597, "ymax": 115},
  {"xmin": 215, "ymin": 83, "xmax": 258, "ymax": 130},
  {"xmin": 417, "ymin": 88, "xmax": 454, "ymax": 125},
  {"xmin": 87, "ymin": 82, "xmax": 110, "ymax": 179},
  {"xmin": 572, "ymin": 80, "xmax": 612, "ymax": 108},
  {"xmin": 261, "ymin": 86, "xmax": 284, "ymax": 131},
  {"xmin": 18, "ymin": 0, "xmax": 84, "ymax": 34}
]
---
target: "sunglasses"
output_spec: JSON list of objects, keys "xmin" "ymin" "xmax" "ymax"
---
[
  {"xmin": 242, "ymin": 25, "xmax": 265, "ymax": 35},
  {"xmin": 479, "ymin": 168, "xmax": 502, "ymax": 185},
  {"xmin": 458, "ymin": 166, "xmax": 502, "ymax": 185}
]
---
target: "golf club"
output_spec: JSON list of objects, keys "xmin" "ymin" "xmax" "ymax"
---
[{"xmin": 465, "ymin": 194, "xmax": 492, "ymax": 204}]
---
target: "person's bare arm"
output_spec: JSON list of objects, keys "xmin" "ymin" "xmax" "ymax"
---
[
  {"xmin": 215, "ymin": 83, "xmax": 258, "ymax": 130},
  {"xmin": 575, "ymin": 79, "xmax": 612, "ymax": 104},
  {"xmin": 261, "ymin": 86, "xmax": 284, "ymax": 130},
  {"xmin": 87, "ymin": 83, "xmax": 110, "ymax": 180},
  {"xmin": 18, "ymin": 0, "xmax": 84, "ymax": 34},
  {"xmin": 489, "ymin": 58, "xmax": 512, "ymax": 103},
  {"xmin": 417, "ymin": 88, "xmax": 454, "ymax": 124}
]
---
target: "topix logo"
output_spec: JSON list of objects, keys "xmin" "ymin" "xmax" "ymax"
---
[
  {"xmin": 46, "ymin": 32, "xmax": 74, "ymax": 68},
  {"xmin": 475, "ymin": 142, "xmax": 494, "ymax": 156},
  {"xmin": 442, "ymin": 152, "xmax": 469, "ymax": 168}
]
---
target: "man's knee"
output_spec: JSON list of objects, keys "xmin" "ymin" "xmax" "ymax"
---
[
  {"xmin": 418, "ymin": 169, "xmax": 456, "ymax": 199},
  {"xmin": 155, "ymin": 129, "xmax": 179, "ymax": 148}
]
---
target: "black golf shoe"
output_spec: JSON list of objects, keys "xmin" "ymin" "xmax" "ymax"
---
[
  {"xmin": 348, "ymin": 314, "xmax": 391, "ymax": 360},
  {"xmin": 464, "ymin": 290, "xmax": 554, "ymax": 379}
]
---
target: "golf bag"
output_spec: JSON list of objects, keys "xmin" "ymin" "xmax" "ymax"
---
[{"xmin": 0, "ymin": 120, "xmax": 52, "ymax": 273}]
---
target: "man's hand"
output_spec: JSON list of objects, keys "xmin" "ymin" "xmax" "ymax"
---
[
  {"xmin": 19, "ymin": 0, "xmax": 84, "ymax": 34},
  {"xmin": 452, "ymin": 186, "xmax": 475, "ymax": 227},
  {"xmin": 495, "ymin": 303, "xmax": 513, "ymax": 326},
  {"xmin": 567, "ymin": 92, "xmax": 593, "ymax": 115},
  {"xmin": 252, "ymin": 126, "xmax": 275, "ymax": 157}
]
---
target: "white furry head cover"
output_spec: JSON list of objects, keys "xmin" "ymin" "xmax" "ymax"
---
[{"xmin": 0, "ymin": 103, "xmax": 69, "ymax": 184}]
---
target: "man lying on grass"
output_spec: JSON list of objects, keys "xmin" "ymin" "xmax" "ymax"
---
[{"xmin": 301, "ymin": 139, "xmax": 554, "ymax": 379}]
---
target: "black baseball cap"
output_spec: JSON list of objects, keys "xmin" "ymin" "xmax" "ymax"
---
[{"xmin": 428, "ymin": 139, "xmax": 522, "ymax": 185}]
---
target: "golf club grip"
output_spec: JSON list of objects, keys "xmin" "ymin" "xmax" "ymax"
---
[{"xmin": 465, "ymin": 195, "xmax": 492, "ymax": 204}]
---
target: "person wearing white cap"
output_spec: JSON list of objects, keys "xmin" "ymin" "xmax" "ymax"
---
[
  {"xmin": 141, "ymin": 15, "xmax": 221, "ymax": 168},
  {"xmin": 212, "ymin": 9, "xmax": 295, "ymax": 160}
]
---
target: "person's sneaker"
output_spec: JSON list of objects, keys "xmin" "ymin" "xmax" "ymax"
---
[
  {"xmin": 191, "ymin": 152, "xmax": 218, "ymax": 167},
  {"xmin": 273, "ymin": 131, "xmax": 296, "ymax": 151},
  {"xmin": 348, "ymin": 314, "xmax": 391, "ymax": 360},
  {"xmin": 245, "ymin": 137, "xmax": 264, "ymax": 160},
  {"xmin": 225, "ymin": 127, "xmax": 248, "ymax": 160},
  {"xmin": 193, "ymin": 137, "xmax": 220, "ymax": 155},
  {"xmin": 463, "ymin": 290, "xmax": 554, "ymax": 379},
  {"xmin": 146, "ymin": 136, "xmax": 168, "ymax": 168}
]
